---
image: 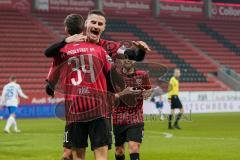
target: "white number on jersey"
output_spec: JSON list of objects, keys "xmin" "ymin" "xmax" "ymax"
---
[{"xmin": 68, "ymin": 55, "xmax": 96, "ymax": 86}]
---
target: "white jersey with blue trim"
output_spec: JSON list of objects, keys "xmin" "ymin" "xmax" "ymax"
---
[{"xmin": 0, "ymin": 82, "xmax": 28, "ymax": 107}]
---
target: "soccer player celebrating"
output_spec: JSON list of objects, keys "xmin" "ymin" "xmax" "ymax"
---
[
  {"xmin": 167, "ymin": 68, "xmax": 184, "ymax": 129},
  {"xmin": 46, "ymin": 13, "xmax": 140, "ymax": 160},
  {"xmin": 112, "ymin": 55, "xmax": 152, "ymax": 160},
  {"xmin": 44, "ymin": 10, "xmax": 151, "ymax": 160},
  {"xmin": 0, "ymin": 76, "xmax": 28, "ymax": 133},
  {"xmin": 47, "ymin": 13, "xmax": 114, "ymax": 160}
]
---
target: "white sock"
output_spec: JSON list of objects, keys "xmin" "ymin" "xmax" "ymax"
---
[
  {"xmin": 12, "ymin": 117, "xmax": 18, "ymax": 130},
  {"xmin": 158, "ymin": 109, "xmax": 162, "ymax": 116},
  {"xmin": 4, "ymin": 116, "xmax": 14, "ymax": 131}
]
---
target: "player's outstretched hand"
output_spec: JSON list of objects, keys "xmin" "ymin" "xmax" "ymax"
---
[
  {"xmin": 142, "ymin": 89, "xmax": 153, "ymax": 100},
  {"xmin": 65, "ymin": 33, "xmax": 87, "ymax": 43},
  {"xmin": 132, "ymin": 41, "xmax": 151, "ymax": 52},
  {"xmin": 118, "ymin": 87, "xmax": 141, "ymax": 97}
]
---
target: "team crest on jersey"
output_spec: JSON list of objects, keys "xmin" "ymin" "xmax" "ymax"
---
[{"xmin": 136, "ymin": 78, "xmax": 142, "ymax": 86}]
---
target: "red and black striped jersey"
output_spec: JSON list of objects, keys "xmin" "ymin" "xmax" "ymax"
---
[
  {"xmin": 46, "ymin": 39, "xmax": 121, "ymax": 84},
  {"xmin": 47, "ymin": 42, "xmax": 113, "ymax": 122},
  {"xmin": 112, "ymin": 70, "xmax": 151, "ymax": 126}
]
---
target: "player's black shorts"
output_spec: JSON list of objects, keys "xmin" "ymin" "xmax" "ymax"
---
[
  {"xmin": 63, "ymin": 124, "xmax": 71, "ymax": 149},
  {"xmin": 171, "ymin": 95, "xmax": 183, "ymax": 109},
  {"xmin": 67, "ymin": 117, "xmax": 112, "ymax": 151},
  {"xmin": 113, "ymin": 123, "xmax": 144, "ymax": 147}
]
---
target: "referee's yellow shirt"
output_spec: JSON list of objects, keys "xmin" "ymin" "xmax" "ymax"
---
[{"xmin": 168, "ymin": 76, "xmax": 179, "ymax": 99}]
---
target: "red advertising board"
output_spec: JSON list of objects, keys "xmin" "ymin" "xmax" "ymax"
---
[
  {"xmin": 212, "ymin": 3, "xmax": 240, "ymax": 20},
  {"xmin": 0, "ymin": 0, "xmax": 31, "ymax": 12},
  {"xmin": 159, "ymin": 0, "xmax": 204, "ymax": 18},
  {"xmin": 103, "ymin": 0, "xmax": 152, "ymax": 16},
  {"xmin": 34, "ymin": 0, "xmax": 95, "ymax": 13}
]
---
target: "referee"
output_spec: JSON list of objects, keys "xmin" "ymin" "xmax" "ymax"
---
[{"xmin": 167, "ymin": 68, "xmax": 184, "ymax": 129}]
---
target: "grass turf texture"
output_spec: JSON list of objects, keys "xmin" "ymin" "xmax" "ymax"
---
[{"xmin": 0, "ymin": 113, "xmax": 240, "ymax": 160}]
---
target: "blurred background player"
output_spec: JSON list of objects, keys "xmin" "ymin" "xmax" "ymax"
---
[
  {"xmin": 150, "ymin": 86, "xmax": 164, "ymax": 120},
  {"xmin": 112, "ymin": 54, "xmax": 152, "ymax": 160},
  {"xmin": 167, "ymin": 68, "xmax": 184, "ymax": 129},
  {"xmin": 0, "ymin": 76, "xmax": 28, "ymax": 133}
]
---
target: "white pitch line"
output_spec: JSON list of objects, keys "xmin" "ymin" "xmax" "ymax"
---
[
  {"xmin": 145, "ymin": 131, "xmax": 240, "ymax": 141},
  {"xmin": 161, "ymin": 132, "xmax": 173, "ymax": 138},
  {"xmin": 145, "ymin": 131, "xmax": 173, "ymax": 138},
  {"xmin": 0, "ymin": 133, "xmax": 63, "ymax": 136}
]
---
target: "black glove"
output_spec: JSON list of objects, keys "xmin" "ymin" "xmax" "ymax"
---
[{"xmin": 45, "ymin": 83, "xmax": 55, "ymax": 97}]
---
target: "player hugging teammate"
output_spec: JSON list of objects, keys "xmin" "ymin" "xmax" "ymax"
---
[{"xmin": 44, "ymin": 10, "xmax": 151, "ymax": 160}]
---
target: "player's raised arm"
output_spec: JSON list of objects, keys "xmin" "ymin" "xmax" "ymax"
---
[
  {"xmin": 44, "ymin": 39, "xmax": 67, "ymax": 57},
  {"xmin": 124, "ymin": 47, "xmax": 146, "ymax": 61},
  {"xmin": 117, "ymin": 41, "xmax": 149, "ymax": 62},
  {"xmin": 44, "ymin": 34, "xmax": 87, "ymax": 57},
  {"xmin": 124, "ymin": 40, "xmax": 151, "ymax": 61}
]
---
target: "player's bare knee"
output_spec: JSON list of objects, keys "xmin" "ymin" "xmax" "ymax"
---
[
  {"xmin": 94, "ymin": 146, "xmax": 108, "ymax": 160},
  {"xmin": 71, "ymin": 148, "xmax": 85, "ymax": 160},
  {"xmin": 10, "ymin": 113, "xmax": 16, "ymax": 118},
  {"xmin": 115, "ymin": 146, "xmax": 125, "ymax": 155},
  {"xmin": 61, "ymin": 157, "xmax": 72, "ymax": 160},
  {"xmin": 128, "ymin": 142, "xmax": 140, "ymax": 153},
  {"xmin": 62, "ymin": 154, "xmax": 72, "ymax": 160},
  {"xmin": 63, "ymin": 148, "xmax": 72, "ymax": 160}
]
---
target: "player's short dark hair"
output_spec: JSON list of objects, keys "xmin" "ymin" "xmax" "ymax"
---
[
  {"xmin": 64, "ymin": 14, "xmax": 84, "ymax": 35},
  {"xmin": 9, "ymin": 75, "xmax": 16, "ymax": 81},
  {"xmin": 88, "ymin": 9, "xmax": 106, "ymax": 19}
]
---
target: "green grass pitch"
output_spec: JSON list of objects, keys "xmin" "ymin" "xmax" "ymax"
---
[{"xmin": 0, "ymin": 113, "xmax": 240, "ymax": 160}]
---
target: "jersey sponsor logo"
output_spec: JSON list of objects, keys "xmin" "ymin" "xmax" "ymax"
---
[{"xmin": 66, "ymin": 47, "xmax": 95, "ymax": 56}]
